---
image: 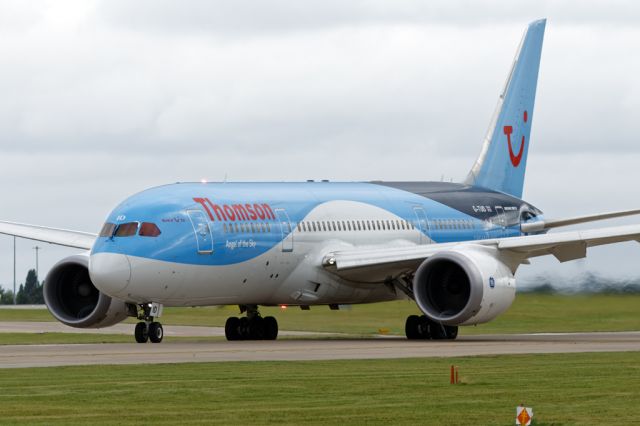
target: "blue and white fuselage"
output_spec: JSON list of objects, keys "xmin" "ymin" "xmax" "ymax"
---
[{"xmin": 90, "ymin": 181, "xmax": 538, "ymax": 307}]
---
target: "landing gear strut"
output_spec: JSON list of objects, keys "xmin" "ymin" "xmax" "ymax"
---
[
  {"xmin": 405, "ymin": 315, "xmax": 458, "ymax": 340},
  {"xmin": 225, "ymin": 305, "xmax": 278, "ymax": 341},
  {"xmin": 134, "ymin": 303, "xmax": 164, "ymax": 343}
]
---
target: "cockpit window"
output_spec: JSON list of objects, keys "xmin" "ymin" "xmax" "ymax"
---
[
  {"xmin": 139, "ymin": 222, "xmax": 161, "ymax": 237},
  {"xmin": 99, "ymin": 223, "xmax": 116, "ymax": 237},
  {"xmin": 115, "ymin": 222, "xmax": 139, "ymax": 237}
]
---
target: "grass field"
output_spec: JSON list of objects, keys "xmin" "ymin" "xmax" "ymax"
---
[
  {"xmin": 1, "ymin": 293, "xmax": 639, "ymax": 336},
  {"xmin": 0, "ymin": 295, "xmax": 638, "ymax": 424},
  {"xmin": 0, "ymin": 352, "xmax": 638, "ymax": 425}
]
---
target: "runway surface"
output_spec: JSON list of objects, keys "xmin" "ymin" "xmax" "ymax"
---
[
  {"xmin": 0, "ymin": 321, "xmax": 334, "ymax": 337},
  {"xmin": 1, "ymin": 331, "xmax": 639, "ymax": 368}
]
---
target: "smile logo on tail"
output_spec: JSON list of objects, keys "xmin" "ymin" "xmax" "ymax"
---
[{"xmin": 503, "ymin": 110, "xmax": 528, "ymax": 167}]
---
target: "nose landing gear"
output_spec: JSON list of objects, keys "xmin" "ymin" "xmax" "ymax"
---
[
  {"xmin": 134, "ymin": 303, "xmax": 164, "ymax": 343},
  {"xmin": 225, "ymin": 305, "xmax": 278, "ymax": 341}
]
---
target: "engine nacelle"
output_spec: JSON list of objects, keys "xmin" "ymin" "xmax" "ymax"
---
[
  {"xmin": 44, "ymin": 254, "xmax": 130, "ymax": 328},
  {"xmin": 413, "ymin": 247, "xmax": 516, "ymax": 326}
]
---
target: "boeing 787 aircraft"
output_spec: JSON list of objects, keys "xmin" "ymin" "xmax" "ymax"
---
[{"xmin": 2, "ymin": 19, "xmax": 639, "ymax": 343}]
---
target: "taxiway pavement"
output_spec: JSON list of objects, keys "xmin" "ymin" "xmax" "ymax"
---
[
  {"xmin": 0, "ymin": 331, "xmax": 638, "ymax": 368},
  {"xmin": 0, "ymin": 321, "xmax": 331, "ymax": 337}
]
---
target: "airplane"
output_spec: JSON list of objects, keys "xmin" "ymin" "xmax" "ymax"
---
[{"xmin": 2, "ymin": 19, "xmax": 640, "ymax": 344}]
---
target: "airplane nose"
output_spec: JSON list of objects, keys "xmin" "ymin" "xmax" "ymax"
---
[{"xmin": 89, "ymin": 252, "xmax": 132, "ymax": 296}]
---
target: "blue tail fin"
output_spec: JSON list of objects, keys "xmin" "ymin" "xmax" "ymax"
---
[{"xmin": 465, "ymin": 19, "xmax": 546, "ymax": 198}]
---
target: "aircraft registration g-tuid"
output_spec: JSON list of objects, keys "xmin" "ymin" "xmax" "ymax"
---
[{"xmin": 2, "ymin": 19, "xmax": 640, "ymax": 343}]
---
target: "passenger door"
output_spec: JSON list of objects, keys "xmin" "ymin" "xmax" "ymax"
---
[
  {"xmin": 186, "ymin": 210, "xmax": 214, "ymax": 254},
  {"xmin": 413, "ymin": 207, "xmax": 431, "ymax": 244},
  {"xmin": 274, "ymin": 208, "xmax": 294, "ymax": 252},
  {"xmin": 494, "ymin": 206, "xmax": 506, "ymax": 229}
]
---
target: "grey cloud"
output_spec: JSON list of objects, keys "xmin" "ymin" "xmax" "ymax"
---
[
  {"xmin": 1, "ymin": 12, "xmax": 639, "ymax": 160},
  {"xmin": 94, "ymin": 0, "xmax": 640, "ymax": 36}
]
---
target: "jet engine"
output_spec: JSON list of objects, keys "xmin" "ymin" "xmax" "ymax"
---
[
  {"xmin": 413, "ymin": 247, "xmax": 516, "ymax": 326},
  {"xmin": 44, "ymin": 254, "xmax": 130, "ymax": 328}
]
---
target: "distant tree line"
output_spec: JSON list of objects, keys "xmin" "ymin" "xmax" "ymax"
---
[
  {"xmin": 0, "ymin": 269, "xmax": 44, "ymax": 304},
  {"xmin": 519, "ymin": 272, "xmax": 640, "ymax": 294}
]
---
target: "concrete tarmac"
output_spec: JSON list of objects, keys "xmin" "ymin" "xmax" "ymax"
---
[
  {"xmin": 0, "ymin": 331, "xmax": 639, "ymax": 368},
  {"xmin": 0, "ymin": 321, "xmax": 334, "ymax": 337}
]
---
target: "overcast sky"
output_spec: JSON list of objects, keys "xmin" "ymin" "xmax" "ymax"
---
[{"xmin": 2, "ymin": 0, "xmax": 640, "ymax": 290}]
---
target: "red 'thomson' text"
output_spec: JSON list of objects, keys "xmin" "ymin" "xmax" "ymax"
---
[{"xmin": 193, "ymin": 197, "xmax": 276, "ymax": 222}]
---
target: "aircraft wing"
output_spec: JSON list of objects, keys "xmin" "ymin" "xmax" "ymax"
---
[
  {"xmin": 521, "ymin": 208, "xmax": 640, "ymax": 233},
  {"xmin": 323, "ymin": 224, "xmax": 640, "ymax": 280},
  {"xmin": 0, "ymin": 221, "xmax": 96, "ymax": 250}
]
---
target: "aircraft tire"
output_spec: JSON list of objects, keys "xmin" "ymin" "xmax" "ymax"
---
[
  {"xmin": 419, "ymin": 315, "xmax": 432, "ymax": 339},
  {"xmin": 249, "ymin": 316, "xmax": 265, "ymax": 340},
  {"xmin": 444, "ymin": 325, "xmax": 458, "ymax": 340},
  {"xmin": 405, "ymin": 315, "xmax": 421, "ymax": 340},
  {"xmin": 225, "ymin": 317, "xmax": 241, "ymax": 341},
  {"xmin": 431, "ymin": 323, "xmax": 458, "ymax": 340},
  {"xmin": 263, "ymin": 316, "xmax": 278, "ymax": 340},
  {"xmin": 148, "ymin": 322, "xmax": 164, "ymax": 343},
  {"xmin": 134, "ymin": 322, "xmax": 149, "ymax": 343},
  {"xmin": 239, "ymin": 317, "xmax": 250, "ymax": 339}
]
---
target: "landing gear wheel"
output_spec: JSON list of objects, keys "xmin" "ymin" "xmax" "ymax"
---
[
  {"xmin": 431, "ymin": 323, "xmax": 458, "ymax": 340},
  {"xmin": 249, "ymin": 316, "xmax": 264, "ymax": 339},
  {"xmin": 444, "ymin": 325, "xmax": 458, "ymax": 340},
  {"xmin": 225, "ymin": 317, "xmax": 241, "ymax": 341},
  {"xmin": 134, "ymin": 322, "xmax": 149, "ymax": 343},
  {"xmin": 225, "ymin": 306, "xmax": 280, "ymax": 341},
  {"xmin": 418, "ymin": 315, "xmax": 432, "ymax": 339},
  {"xmin": 239, "ymin": 317, "xmax": 250, "ymax": 339},
  {"xmin": 148, "ymin": 322, "xmax": 164, "ymax": 343},
  {"xmin": 133, "ymin": 303, "xmax": 164, "ymax": 344},
  {"xmin": 263, "ymin": 316, "xmax": 278, "ymax": 340},
  {"xmin": 405, "ymin": 315, "xmax": 421, "ymax": 340}
]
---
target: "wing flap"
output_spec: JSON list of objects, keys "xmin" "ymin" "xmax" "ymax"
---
[
  {"xmin": 499, "ymin": 224, "xmax": 640, "ymax": 253},
  {"xmin": 324, "ymin": 224, "xmax": 640, "ymax": 281},
  {"xmin": 0, "ymin": 221, "xmax": 96, "ymax": 250}
]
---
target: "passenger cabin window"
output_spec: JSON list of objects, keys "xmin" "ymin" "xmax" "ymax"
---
[
  {"xmin": 99, "ymin": 223, "xmax": 116, "ymax": 237},
  {"xmin": 139, "ymin": 222, "xmax": 161, "ymax": 237},
  {"xmin": 115, "ymin": 222, "xmax": 138, "ymax": 237}
]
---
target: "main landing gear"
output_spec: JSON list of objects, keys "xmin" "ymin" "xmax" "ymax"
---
[
  {"xmin": 134, "ymin": 303, "xmax": 164, "ymax": 344},
  {"xmin": 405, "ymin": 315, "xmax": 458, "ymax": 340},
  {"xmin": 225, "ymin": 305, "xmax": 278, "ymax": 341}
]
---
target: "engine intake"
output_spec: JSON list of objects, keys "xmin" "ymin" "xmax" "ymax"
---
[
  {"xmin": 44, "ymin": 254, "xmax": 130, "ymax": 328},
  {"xmin": 413, "ymin": 247, "xmax": 516, "ymax": 326}
]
